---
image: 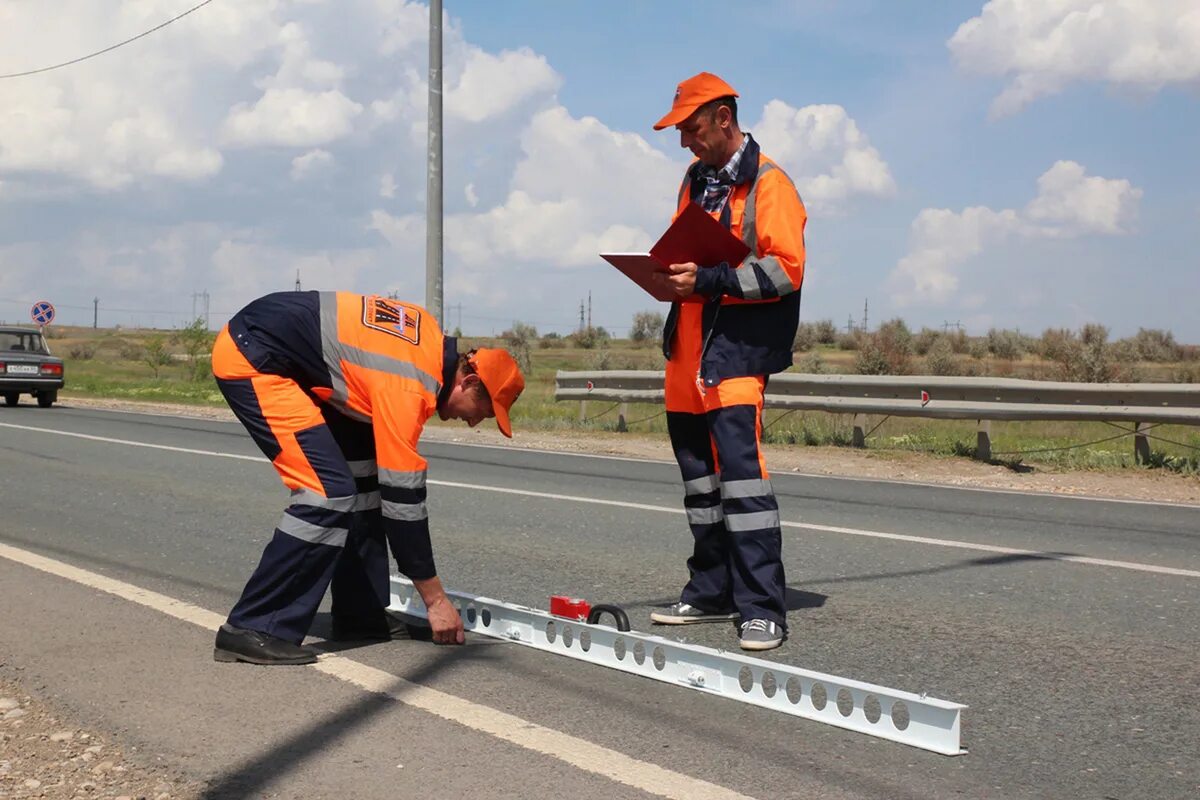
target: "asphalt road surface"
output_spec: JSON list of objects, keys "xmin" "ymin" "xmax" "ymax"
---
[{"xmin": 1, "ymin": 405, "xmax": 1197, "ymax": 799}]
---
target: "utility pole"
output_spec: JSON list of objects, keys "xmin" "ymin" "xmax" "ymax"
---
[
  {"xmin": 587, "ymin": 291, "xmax": 592, "ymax": 331},
  {"xmin": 862, "ymin": 298, "xmax": 869, "ymax": 332},
  {"xmin": 295, "ymin": 269, "xmax": 302, "ymax": 291},
  {"xmin": 579, "ymin": 300, "xmax": 585, "ymax": 332},
  {"xmin": 846, "ymin": 314, "xmax": 854, "ymax": 334},
  {"xmin": 425, "ymin": 0, "xmax": 444, "ymax": 329},
  {"xmin": 93, "ymin": 297, "xmax": 99, "ymax": 329}
]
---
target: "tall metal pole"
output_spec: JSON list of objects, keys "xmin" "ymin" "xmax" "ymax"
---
[{"xmin": 425, "ymin": 0, "xmax": 444, "ymax": 327}]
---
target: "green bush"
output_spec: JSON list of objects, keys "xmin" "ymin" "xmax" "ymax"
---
[
  {"xmin": 792, "ymin": 322, "xmax": 818, "ymax": 352},
  {"xmin": 813, "ymin": 319, "xmax": 838, "ymax": 344},
  {"xmin": 924, "ymin": 338, "xmax": 956, "ymax": 375},
  {"xmin": 913, "ymin": 328, "xmax": 942, "ymax": 356}
]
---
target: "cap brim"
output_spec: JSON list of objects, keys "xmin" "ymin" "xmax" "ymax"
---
[
  {"xmin": 494, "ymin": 403, "xmax": 513, "ymax": 438},
  {"xmin": 653, "ymin": 104, "xmax": 699, "ymax": 131}
]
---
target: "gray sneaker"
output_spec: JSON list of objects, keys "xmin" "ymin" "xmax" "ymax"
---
[
  {"xmin": 738, "ymin": 619, "xmax": 784, "ymax": 651},
  {"xmin": 650, "ymin": 602, "xmax": 739, "ymax": 625}
]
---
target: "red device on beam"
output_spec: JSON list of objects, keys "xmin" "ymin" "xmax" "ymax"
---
[{"xmin": 549, "ymin": 595, "xmax": 591, "ymax": 620}]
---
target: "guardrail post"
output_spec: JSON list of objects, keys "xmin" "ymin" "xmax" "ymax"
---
[
  {"xmin": 852, "ymin": 414, "xmax": 866, "ymax": 448},
  {"xmin": 1134, "ymin": 422, "xmax": 1150, "ymax": 465},
  {"xmin": 579, "ymin": 400, "xmax": 587, "ymax": 423},
  {"xmin": 975, "ymin": 420, "xmax": 991, "ymax": 461},
  {"xmin": 617, "ymin": 402, "xmax": 628, "ymax": 433}
]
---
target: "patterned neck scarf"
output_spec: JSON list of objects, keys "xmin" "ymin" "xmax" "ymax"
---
[{"xmin": 697, "ymin": 133, "xmax": 748, "ymax": 215}]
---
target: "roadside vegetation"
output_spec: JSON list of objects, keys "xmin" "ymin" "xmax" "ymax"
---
[{"xmin": 33, "ymin": 316, "xmax": 1200, "ymax": 476}]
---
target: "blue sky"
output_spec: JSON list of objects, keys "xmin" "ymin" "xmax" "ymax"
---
[{"xmin": 0, "ymin": 0, "xmax": 1197, "ymax": 341}]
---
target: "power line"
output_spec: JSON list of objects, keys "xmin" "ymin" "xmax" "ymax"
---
[{"xmin": 0, "ymin": 0, "xmax": 216, "ymax": 80}]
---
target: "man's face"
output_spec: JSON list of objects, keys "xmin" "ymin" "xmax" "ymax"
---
[
  {"xmin": 438, "ymin": 374, "xmax": 495, "ymax": 428},
  {"xmin": 676, "ymin": 107, "xmax": 728, "ymax": 167}
]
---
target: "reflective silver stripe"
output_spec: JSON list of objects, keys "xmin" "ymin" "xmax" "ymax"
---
[
  {"xmin": 352, "ymin": 491, "xmax": 381, "ymax": 512},
  {"xmin": 276, "ymin": 512, "xmax": 349, "ymax": 547},
  {"xmin": 379, "ymin": 467, "xmax": 426, "ymax": 489},
  {"xmin": 726, "ymin": 509, "xmax": 781, "ymax": 532},
  {"xmin": 721, "ymin": 478, "xmax": 774, "ymax": 499},
  {"xmin": 340, "ymin": 344, "xmax": 441, "ymax": 396},
  {"xmin": 741, "ymin": 162, "xmax": 770, "ymax": 251},
  {"xmin": 319, "ymin": 292, "xmax": 351, "ymax": 410},
  {"xmin": 348, "ymin": 459, "xmax": 377, "ymax": 477},
  {"xmin": 290, "ymin": 488, "xmax": 356, "ymax": 513},
  {"xmin": 686, "ymin": 505, "xmax": 725, "ymax": 526},
  {"xmin": 683, "ymin": 474, "xmax": 719, "ymax": 496},
  {"xmin": 382, "ymin": 499, "xmax": 428, "ymax": 522},
  {"xmin": 738, "ymin": 255, "xmax": 793, "ymax": 299},
  {"xmin": 739, "ymin": 162, "xmax": 799, "ymax": 299}
]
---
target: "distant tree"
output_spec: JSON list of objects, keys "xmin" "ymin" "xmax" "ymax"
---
[
  {"xmin": 173, "ymin": 318, "xmax": 214, "ymax": 381},
  {"xmin": 142, "ymin": 334, "xmax": 172, "ymax": 379},
  {"xmin": 792, "ymin": 322, "xmax": 818, "ymax": 352},
  {"xmin": 987, "ymin": 328, "xmax": 1024, "ymax": 360},
  {"xmin": 813, "ymin": 319, "xmax": 838, "ymax": 345},
  {"xmin": 924, "ymin": 337, "xmax": 956, "ymax": 376},
  {"xmin": 913, "ymin": 327, "xmax": 942, "ymax": 356},
  {"xmin": 630, "ymin": 311, "xmax": 664, "ymax": 345},
  {"xmin": 502, "ymin": 321, "xmax": 538, "ymax": 373},
  {"xmin": 1128, "ymin": 328, "xmax": 1182, "ymax": 362},
  {"xmin": 571, "ymin": 326, "xmax": 609, "ymax": 349}
]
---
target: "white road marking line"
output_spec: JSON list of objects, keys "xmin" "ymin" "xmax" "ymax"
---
[
  {"xmin": 0, "ymin": 540, "xmax": 753, "ymax": 800},
  {"xmin": 431, "ymin": 481, "xmax": 1200, "ymax": 579},
  {"xmin": 5, "ymin": 420, "xmax": 1197, "ymax": 579},
  {"xmin": 62, "ymin": 403, "xmax": 1200, "ymax": 509}
]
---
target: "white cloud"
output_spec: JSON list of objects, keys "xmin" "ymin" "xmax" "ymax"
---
[
  {"xmin": 1024, "ymin": 160, "xmax": 1142, "ymax": 236},
  {"xmin": 889, "ymin": 161, "xmax": 1141, "ymax": 305},
  {"xmin": 222, "ymin": 88, "xmax": 363, "ymax": 148},
  {"xmin": 751, "ymin": 101, "xmax": 895, "ymax": 213},
  {"xmin": 290, "ymin": 149, "xmax": 333, "ymax": 180},
  {"xmin": 0, "ymin": 0, "xmax": 281, "ymax": 188},
  {"xmin": 379, "ymin": 172, "xmax": 397, "ymax": 198},
  {"xmin": 446, "ymin": 106, "xmax": 679, "ymax": 268},
  {"xmin": 950, "ymin": 0, "xmax": 1200, "ymax": 117},
  {"xmin": 464, "ymin": 183, "xmax": 478, "ymax": 207},
  {"xmin": 446, "ymin": 47, "xmax": 561, "ymax": 124}
]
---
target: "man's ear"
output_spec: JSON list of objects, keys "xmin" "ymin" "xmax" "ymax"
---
[{"xmin": 459, "ymin": 373, "xmax": 483, "ymax": 391}]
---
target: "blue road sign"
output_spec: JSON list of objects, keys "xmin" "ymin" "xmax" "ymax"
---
[{"xmin": 31, "ymin": 301, "xmax": 55, "ymax": 326}]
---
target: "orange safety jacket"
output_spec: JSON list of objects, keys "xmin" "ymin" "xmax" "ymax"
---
[
  {"xmin": 661, "ymin": 133, "xmax": 807, "ymax": 386},
  {"xmin": 226, "ymin": 290, "xmax": 453, "ymax": 579}
]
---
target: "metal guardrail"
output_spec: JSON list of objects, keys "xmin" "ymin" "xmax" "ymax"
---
[{"xmin": 555, "ymin": 371, "xmax": 1200, "ymax": 461}]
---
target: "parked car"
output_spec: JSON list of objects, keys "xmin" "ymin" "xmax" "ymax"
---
[{"xmin": 0, "ymin": 326, "xmax": 65, "ymax": 407}]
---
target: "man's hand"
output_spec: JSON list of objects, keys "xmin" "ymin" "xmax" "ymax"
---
[
  {"xmin": 412, "ymin": 576, "xmax": 466, "ymax": 645},
  {"xmin": 425, "ymin": 595, "xmax": 465, "ymax": 645},
  {"xmin": 657, "ymin": 262, "xmax": 698, "ymax": 298}
]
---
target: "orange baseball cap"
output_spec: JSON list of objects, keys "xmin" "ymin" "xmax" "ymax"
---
[
  {"xmin": 468, "ymin": 348, "xmax": 525, "ymax": 438},
  {"xmin": 653, "ymin": 72, "xmax": 739, "ymax": 131}
]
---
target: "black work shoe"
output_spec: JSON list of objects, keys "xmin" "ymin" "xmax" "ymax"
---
[
  {"xmin": 330, "ymin": 610, "xmax": 433, "ymax": 642},
  {"xmin": 213, "ymin": 623, "xmax": 318, "ymax": 665}
]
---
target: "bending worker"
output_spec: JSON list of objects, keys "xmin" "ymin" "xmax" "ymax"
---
[
  {"xmin": 210, "ymin": 290, "xmax": 524, "ymax": 665},
  {"xmin": 649, "ymin": 72, "xmax": 807, "ymax": 651}
]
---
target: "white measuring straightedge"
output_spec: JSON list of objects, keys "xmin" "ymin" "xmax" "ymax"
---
[{"xmin": 389, "ymin": 577, "xmax": 967, "ymax": 756}]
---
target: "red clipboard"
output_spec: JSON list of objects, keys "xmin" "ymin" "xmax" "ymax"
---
[{"xmin": 600, "ymin": 202, "xmax": 751, "ymax": 302}]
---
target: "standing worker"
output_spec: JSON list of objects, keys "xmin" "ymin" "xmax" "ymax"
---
[
  {"xmin": 648, "ymin": 72, "xmax": 807, "ymax": 651},
  {"xmin": 210, "ymin": 290, "xmax": 524, "ymax": 665}
]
